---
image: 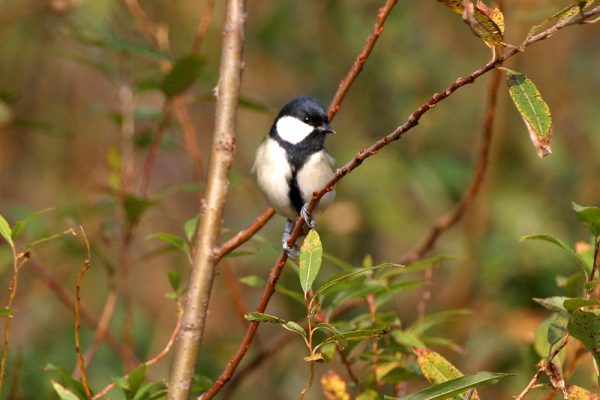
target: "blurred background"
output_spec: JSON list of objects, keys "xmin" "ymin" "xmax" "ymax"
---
[{"xmin": 0, "ymin": 0, "xmax": 599, "ymax": 398}]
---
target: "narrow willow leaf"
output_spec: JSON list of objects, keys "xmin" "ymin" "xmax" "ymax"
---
[
  {"xmin": 283, "ymin": 321, "xmax": 306, "ymax": 337},
  {"xmin": 183, "ymin": 214, "xmax": 200, "ymax": 241},
  {"xmin": 0, "ymin": 213, "xmax": 14, "ymax": 248},
  {"xmin": 167, "ymin": 269, "xmax": 181, "ymax": 291},
  {"xmin": 521, "ymin": 234, "xmax": 590, "ymax": 275},
  {"xmin": 528, "ymin": 0, "xmax": 593, "ymax": 36},
  {"xmin": 564, "ymin": 298, "xmax": 600, "ymax": 312},
  {"xmin": 123, "ymin": 195, "xmax": 157, "ymax": 226},
  {"xmin": 127, "ymin": 364, "xmax": 147, "ymax": 396},
  {"xmin": 505, "ymin": 69, "xmax": 553, "ymax": 158},
  {"xmin": 244, "ymin": 312, "xmax": 285, "ymax": 324},
  {"xmin": 304, "ymin": 353, "xmax": 325, "ymax": 362},
  {"xmin": 314, "ymin": 263, "xmax": 404, "ymax": 298},
  {"xmin": 132, "ymin": 381, "xmax": 167, "ymax": 400},
  {"xmin": 572, "ymin": 203, "xmax": 600, "ymax": 237},
  {"xmin": 51, "ymin": 382, "xmax": 81, "ymax": 400},
  {"xmin": 533, "ymin": 296, "xmax": 570, "ymax": 315},
  {"xmin": 240, "ymin": 275, "xmax": 266, "ymax": 288},
  {"xmin": 148, "ymin": 233, "xmax": 190, "ymax": 257},
  {"xmin": 320, "ymin": 371, "xmax": 351, "ymax": 400},
  {"xmin": 299, "ymin": 229, "xmax": 323, "ymax": 294},
  {"xmin": 162, "ymin": 55, "xmax": 204, "ymax": 97},
  {"xmin": 275, "ymin": 284, "xmax": 306, "ymax": 305},
  {"xmin": 436, "ymin": 0, "xmax": 505, "ymax": 47},
  {"xmin": 566, "ymin": 384, "xmax": 600, "ymax": 400},
  {"xmin": 45, "ymin": 363, "xmax": 88, "ymax": 399},
  {"xmin": 414, "ymin": 347, "xmax": 466, "ymax": 385},
  {"xmin": 11, "ymin": 207, "xmax": 55, "ymax": 241},
  {"xmin": 567, "ymin": 310, "xmax": 600, "ymax": 366},
  {"xmin": 0, "ymin": 308, "xmax": 12, "ymax": 316},
  {"xmin": 386, "ymin": 371, "xmax": 511, "ymax": 400}
]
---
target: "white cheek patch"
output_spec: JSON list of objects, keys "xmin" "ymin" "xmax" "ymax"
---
[{"xmin": 276, "ymin": 116, "xmax": 313, "ymax": 144}]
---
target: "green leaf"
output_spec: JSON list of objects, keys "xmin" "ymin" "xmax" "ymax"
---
[
  {"xmin": 567, "ymin": 310, "xmax": 600, "ymax": 366},
  {"xmin": 564, "ymin": 298, "xmax": 600, "ymax": 312},
  {"xmin": 132, "ymin": 381, "xmax": 167, "ymax": 400},
  {"xmin": 299, "ymin": 229, "xmax": 323, "ymax": 294},
  {"xmin": 167, "ymin": 269, "xmax": 181, "ymax": 292},
  {"xmin": 572, "ymin": 203, "xmax": 600, "ymax": 237},
  {"xmin": 191, "ymin": 374, "xmax": 214, "ymax": 395},
  {"xmin": 505, "ymin": 69, "xmax": 553, "ymax": 158},
  {"xmin": 0, "ymin": 213, "xmax": 14, "ymax": 248},
  {"xmin": 534, "ymin": 315, "xmax": 568, "ymax": 359},
  {"xmin": 533, "ymin": 296, "xmax": 570, "ymax": 316},
  {"xmin": 123, "ymin": 195, "xmax": 157, "ymax": 226},
  {"xmin": 314, "ymin": 263, "xmax": 404, "ymax": 298},
  {"xmin": 414, "ymin": 347, "xmax": 464, "ymax": 385},
  {"xmin": 148, "ymin": 233, "xmax": 190, "ymax": 258},
  {"xmin": 391, "ymin": 330, "xmax": 427, "ymax": 353},
  {"xmin": 240, "ymin": 275, "xmax": 266, "ymax": 288},
  {"xmin": 51, "ymin": 382, "xmax": 81, "ymax": 400},
  {"xmin": 162, "ymin": 55, "xmax": 204, "ymax": 97},
  {"xmin": 386, "ymin": 371, "xmax": 511, "ymax": 400},
  {"xmin": 436, "ymin": 0, "xmax": 505, "ymax": 47},
  {"xmin": 11, "ymin": 207, "xmax": 54, "ymax": 241},
  {"xmin": 184, "ymin": 214, "xmax": 200, "ymax": 241},
  {"xmin": 283, "ymin": 321, "xmax": 306, "ymax": 337},
  {"xmin": 566, "ymin": 384, "xmax": 599, "ymax": 400},
  {"xmin": 315, "ymin": 322, "xmax": 347, "ymax": 346},
  {"xmin": 127, "ymin": 364, "xmax": 147, "ymax": 396},
  {"xmin": 304, "ymin": 353, "xmax": 325, "ymax": 362},
  {"xmin": 0, "ymin": 308, "xmax": 11, "ymax": 316},
  {"xmin": 357, "ymin": 389, "xmax": 380, "ymax": 400},
  {"xmin": 45, "ymin": 364, "xmax": 88, "ymax": 399},
  {"xmin": 521, "ymin": 234, "xmax": 591, "ymax": 276},
  {"xmin": 244, "ymin": 312, "xmax": 285, "ymax": 324},
  {"xmin": 528, "ymin": 1, "xmax": 593, "ymax": 36}
]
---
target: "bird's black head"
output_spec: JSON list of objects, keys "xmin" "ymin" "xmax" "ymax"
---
[{"xmin": 270, "ymin": 96, "xmax": 335, "ymax": 146}]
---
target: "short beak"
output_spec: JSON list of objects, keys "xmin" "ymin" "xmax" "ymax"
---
[{"xmin": 317, "ymin": 123, "xmax": 336, "ymax": 134}]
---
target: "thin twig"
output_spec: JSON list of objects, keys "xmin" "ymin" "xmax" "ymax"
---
[
  {"xmin": 192, "ymin": 0, "xmax": 215, "ymax": 53},
  {"xmin": 26, "ymin": 260, "xmax": 139, "ymax": 365},
  {"xmin": 298, "ymin": 362, "xmax": 315, "ymax": 400},
  {"xmin": 327, "ymin": 0, "xmax": 398, "ymax": 121},
  {"xmin": 202, "ymin": 7, "xmax": 600, "ymax": 399},
  {"xmin": 0, "ymin": 249, "xmax": 29, "ymax": 394},
  {"xmin": 401, "ymin": 68, "xmax": 503, "ymax": 264},
  {"xmin": 586, "ymin": 237, "xmax": 600, "ymax": 298},
  {"xmin": 92, "ymin": 302, "xmax": 183, "ymax": 400},
  {"xmin": 75, "ymin": 226, "xmax": 93, "ymax": 399},
  {"xmin": 214, "ymin": 207, "xmax": 276, "ymax": 260},
  {"xmin": 168, "ymin": 0, "xmax": 248, "ymax": 398}
]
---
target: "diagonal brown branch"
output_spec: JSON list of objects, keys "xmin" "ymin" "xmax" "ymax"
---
[
  {"xmin": 201, "ymin": 6, "xmax": 600, "ymax": 399},
  {"xmin": 167, "ymin": 0, "xmax": 248, "ymax": 398}
]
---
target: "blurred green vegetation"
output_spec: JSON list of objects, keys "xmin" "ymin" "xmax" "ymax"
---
[{"xmin": 0, "ymin": 0, "xmax": 599, "ymax": 399}]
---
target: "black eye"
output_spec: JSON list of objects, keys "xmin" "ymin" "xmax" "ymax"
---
[{"xmin": 303, "ymin": 116, "xmax": 311, "ymax": 123}]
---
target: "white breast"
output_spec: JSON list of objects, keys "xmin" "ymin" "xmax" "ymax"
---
[
  {"xmin": 253, "ymin": 138, "xmax": 297, "ymax": 219},
  {"xmin": 296, "ymin": 150, "xmax": 336, "ymax": 212}
]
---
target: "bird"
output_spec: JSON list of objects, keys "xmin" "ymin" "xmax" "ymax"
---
[{"xmin": 253, "ymin": 96, "xmax": 336, "ymax": 258}]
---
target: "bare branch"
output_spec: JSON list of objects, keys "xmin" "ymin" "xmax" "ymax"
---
[
  {"xmin": 168, "ymin": 0, "xmax": 248, "ymax": 398},
  {"xmin": 74, "ymin": 226, "xmax": 93, "ymax": 399}
]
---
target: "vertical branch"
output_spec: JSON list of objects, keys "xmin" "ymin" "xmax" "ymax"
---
[
  {"xmin": 401, "ymin": 68, "xmax": 503, "ymax": 264},
  {"xmin": 168, "ymin": 0, "xmax": 247, "ymax": 398},
  {"xmin": 75, "ymin": 226, "xmax": 93, "ymax": 399},
  {"xmin": 0, "ymin": 248, "xmax": 28, "ymax": 395}
]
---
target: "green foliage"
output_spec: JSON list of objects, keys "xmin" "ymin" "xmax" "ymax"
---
[
  {"xmin": 505, "ymin": 69, "xmax": 553, "ymax": 158},
  {"xmin": 385, "ymin": 372, "xmax": 511, "ymax": 400},
  {"xmin": 0, "ymin": 213, "xmax": 13, "ymax": 248},
  {"xmin": 162, "ymin": 55, "xmax": 204, "ymax": 98},
  {"xmin": 299, "ymin": 229, "xmax": 323, "ymax": 295}
]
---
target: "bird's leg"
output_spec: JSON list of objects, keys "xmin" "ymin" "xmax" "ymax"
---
[
  {"xmin": 300, "ymin": 203, "xmax": 316, "ymax": 229},
  {"xmin": 282, "ymin": 219, "xmax": 299, "ymax": 260}
]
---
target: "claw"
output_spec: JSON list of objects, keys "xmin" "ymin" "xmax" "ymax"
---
[
  {"xmin": 300, "ymin": 204, "xmax": 316, "ymax": 229},
  {"xmin": 282, "ymin": 220, "xmax": 300, "ymax": 260}
]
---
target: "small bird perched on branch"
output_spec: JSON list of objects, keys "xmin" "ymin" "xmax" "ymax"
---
[{"xmin": 253, "ymin": 96, "xmax": 336, "ymax": 258}]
